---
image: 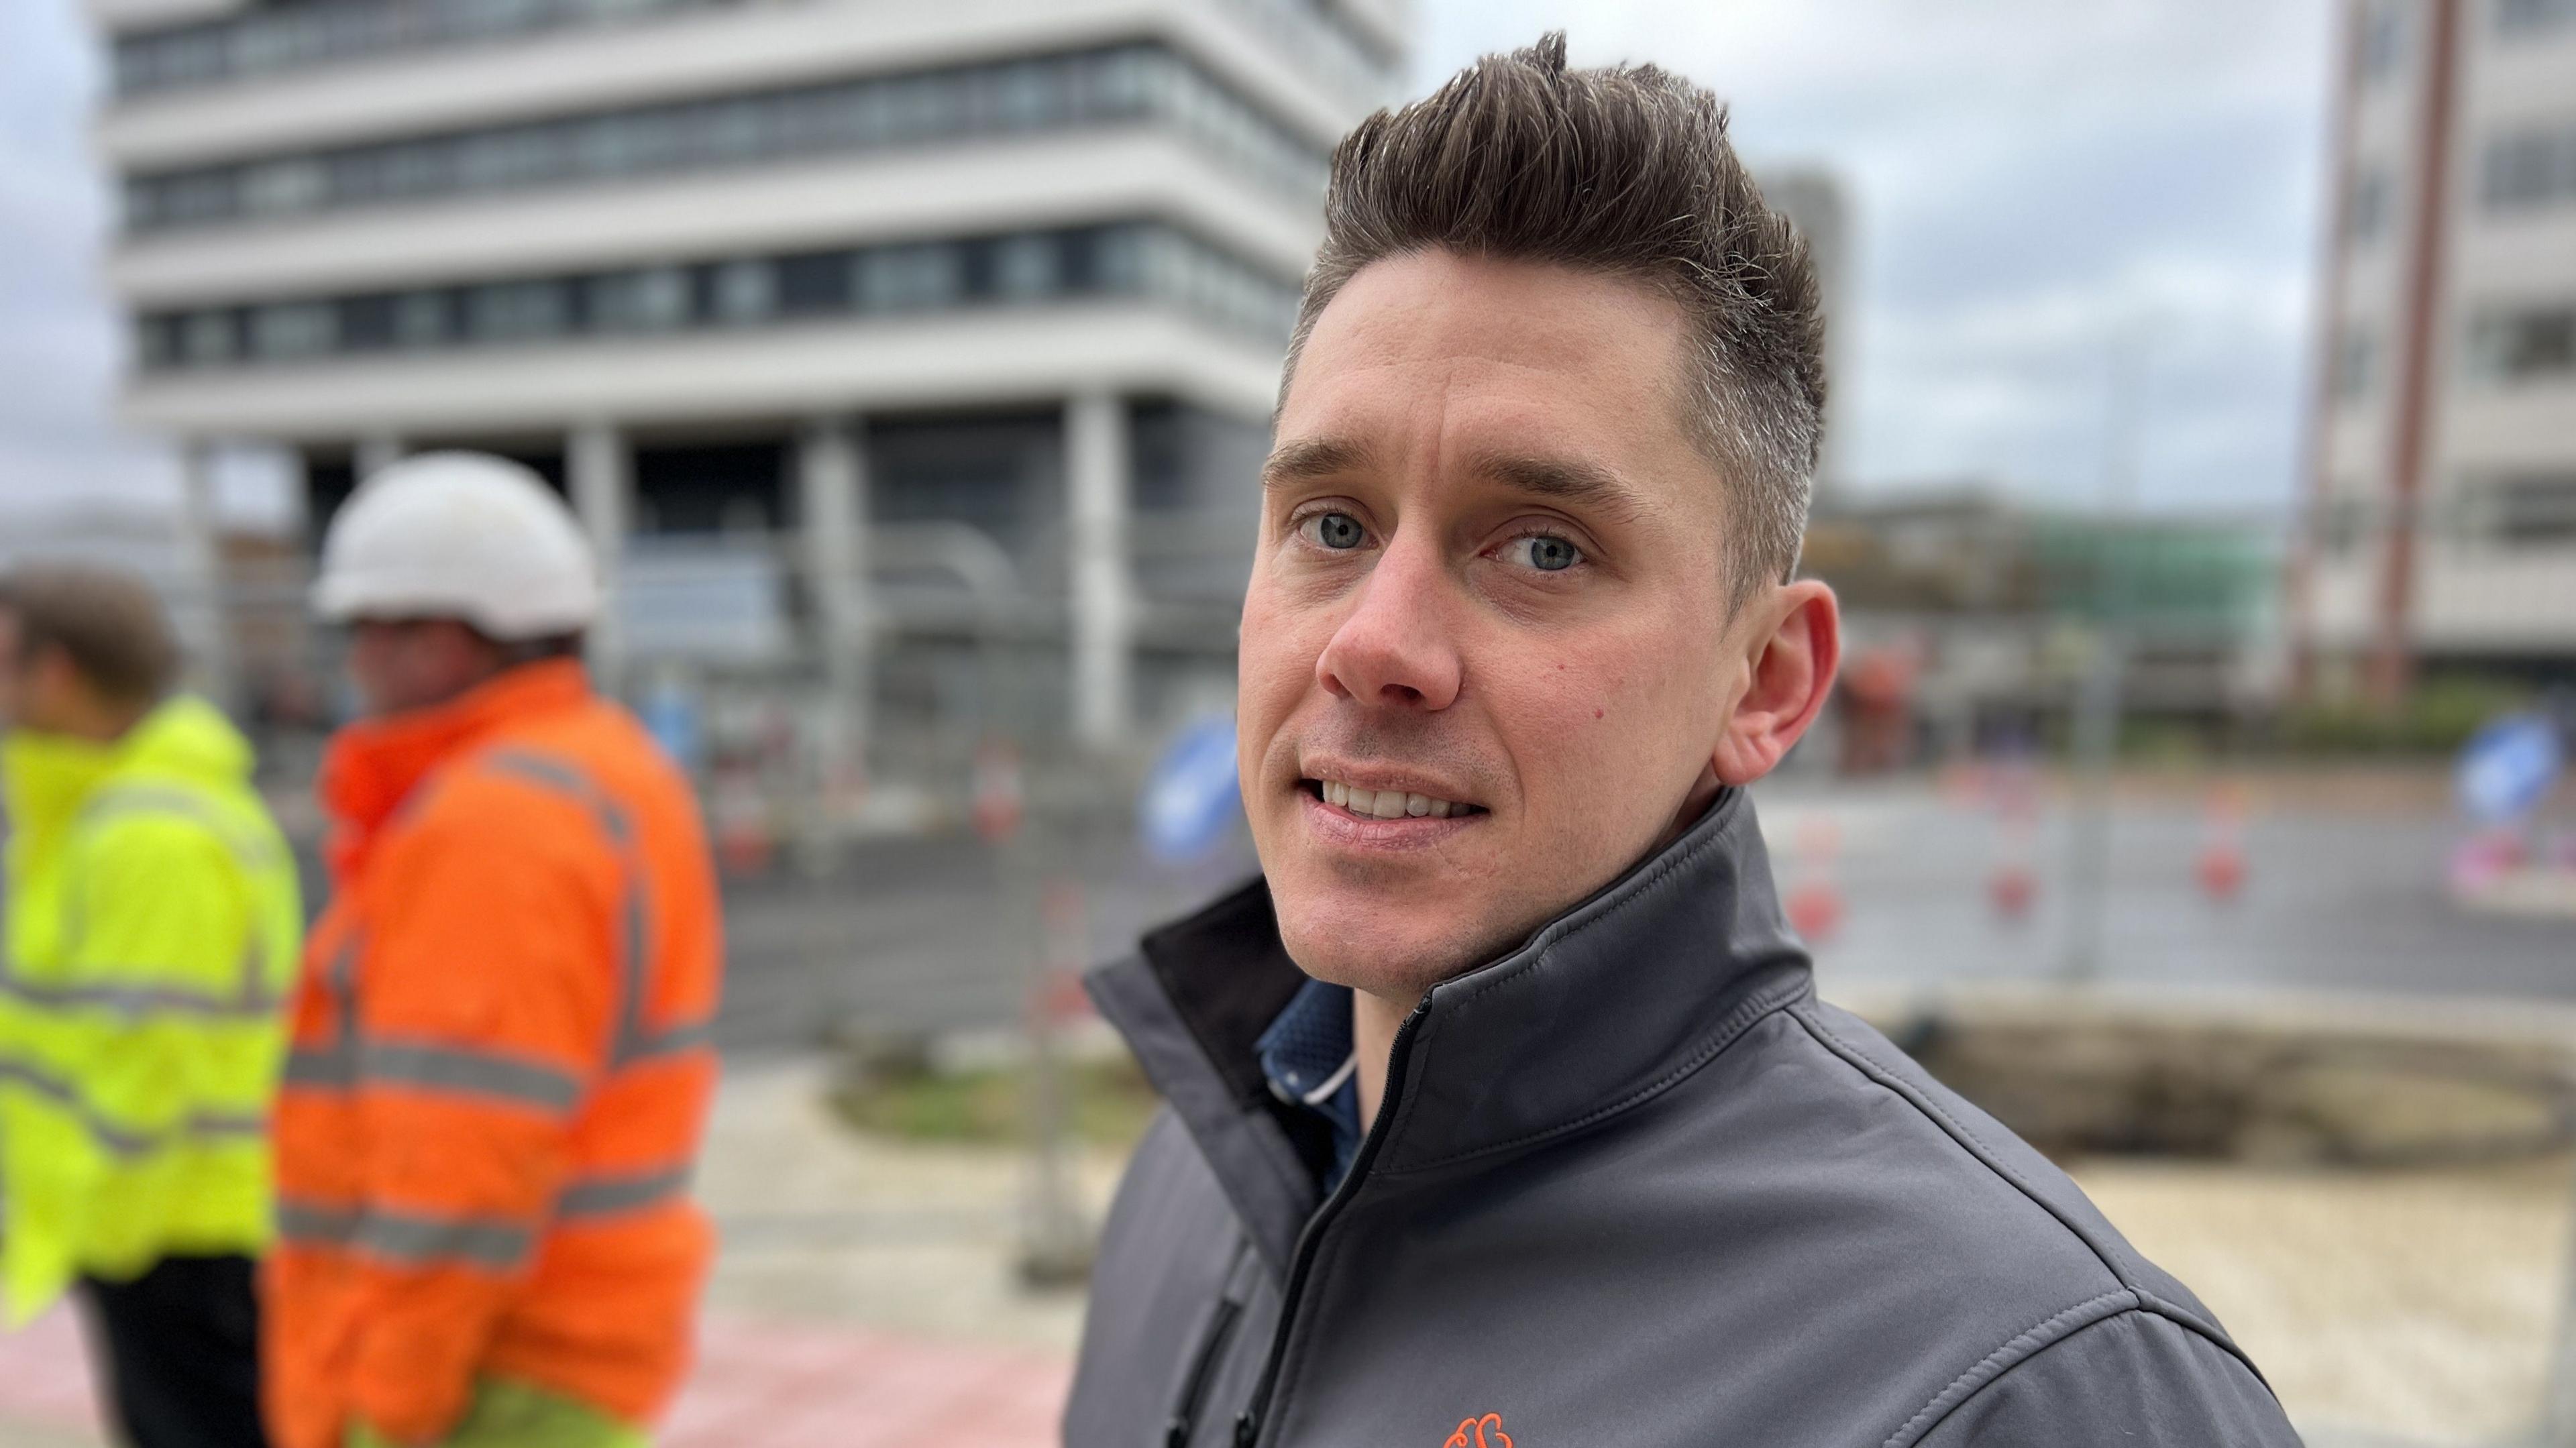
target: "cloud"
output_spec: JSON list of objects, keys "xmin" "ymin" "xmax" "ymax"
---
[
  {"xmin": 0, "ymin": 0, "xmax": 176, "ymax": 514},
  {"xmin": 1415, "ymin": 0, "xmax": 2336, "ymax": 512}
]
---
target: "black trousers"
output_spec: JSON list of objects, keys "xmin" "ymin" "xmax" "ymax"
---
[{"xmin": 76, "ymin": 1255, "xmax": 270, "ymax": 1448}]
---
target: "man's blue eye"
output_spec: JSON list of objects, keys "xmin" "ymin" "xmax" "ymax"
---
[
  {"xmin": 1517, "ymin": 535, "xmax": 1580, "ymax": 572},
  {"xmin": 1303, "ymin": 513, "xmax": 1366, "ymax": 550}
]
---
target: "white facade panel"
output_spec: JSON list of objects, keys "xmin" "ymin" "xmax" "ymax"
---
[
  {"xmin": 2438, "ymin": 388, "xmax": 2576, "ymax": 472},
  {"xmin": 2413, "ymin": 545, "xmax": 2576, "ymax": 649},
  {"xmin": 2304, "ymin": 554, "xmax": 2382, "ymax": 649},
  {"xmin": 119, "ymin": 303, "xmax": 1283, "ymax": 439},
  {"xmin": 110, "ymin": 128, "xmax": 1321, "ymax": 307}
]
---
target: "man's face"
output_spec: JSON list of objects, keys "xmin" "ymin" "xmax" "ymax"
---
[
  {"xmin": 345, "ymin": 618, "xmax": 502, "ymax": 717},
  {"xmin": 1240, "ymin": 250, "xmax": 1758, "ymax": 1001},
  {"xmin": 0, "ymin": 611, "xmax": 77, "ymax": 738},
  {"xmin": 0, "ymin": 612, "xmax": 25, "ymax": 734}
]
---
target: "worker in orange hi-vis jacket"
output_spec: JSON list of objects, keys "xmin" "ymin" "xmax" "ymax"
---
[{"xmin": 267, "ymin": 452, "xmax": 724, "ymax": 1448}]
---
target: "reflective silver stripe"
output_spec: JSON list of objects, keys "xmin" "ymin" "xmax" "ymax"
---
[
  {"xmin": 76, "ymin": 785, "xmax": 284, "ymax": 871},
  {"xmin": 618, "ymin": 1021, "xmax": 715, "ymax": 1062},
  {"xmin": 0, "ymin": 974, "xmax": 281, "ymax": 1021},
  {"xmin": 276, "ymin": 1199, "xmax": 534, "ymax": 1270},
  {"xmin": 284, "ymin": 934, "xmax": 367, "ymax": 1092},
  {"xmin": 284, "ymin": 1040, "xmax": 582, "ymax": 1112},
  {"xmin": 0, "ymin": 1060, "xmax": 266, "ymax": 1159},
  {"xmin": 481, "ymin": 753, "xmax": 633, "ymax": 844},
  {"xmin": 360, "ymin": 1042, "xmax": 584, "ymax": 1112},
  {"xmin": 557, "ymin": 1165, "xmax": 692, "ymax": 1219},
  {"xmin": 478, "ymin": 749, "xmax": 668, "ymax": 1066},
  {"xmin": 283, "ymin": 1045, "xmax": 351, "ymax": 1089},
  {"xmin": 22, "ymin": 783, "xmax": 288, "ymax": 1019}
]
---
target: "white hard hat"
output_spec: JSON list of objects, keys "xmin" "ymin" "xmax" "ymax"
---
[{"xmin": 313, "ymin": 451, "xmax": 600, "ymax": 641}]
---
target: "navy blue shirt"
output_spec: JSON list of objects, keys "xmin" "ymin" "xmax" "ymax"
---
[{"xmin": 1253, "ymin": 977, "xmax": 1362, "ymax": 1189}]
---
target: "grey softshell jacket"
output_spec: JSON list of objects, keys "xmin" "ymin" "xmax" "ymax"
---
[{"xmin": 1067, "ymin": 791, "xmax": 2303, "ymax": 1448}]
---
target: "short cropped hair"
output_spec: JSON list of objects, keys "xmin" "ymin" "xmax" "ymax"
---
[
  {"xmin": 1283, "ymin": 33, "xmax": 1826, "ymax": 603},
  {"xmin": 0, "ymin": 563, "xmax": 180, "ymax": 708}
]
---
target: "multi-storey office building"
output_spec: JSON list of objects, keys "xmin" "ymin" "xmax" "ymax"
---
[
  {"xmin": 92, "ymin": 0, "xmax": 1409, "ymax": 769},
  {"xmin": 2297, "ymin": 0, "xmax": 2576, "ymax": 700}
]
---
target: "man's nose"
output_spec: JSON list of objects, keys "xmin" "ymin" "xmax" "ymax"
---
[{"xmin": 1314, "ymin": 535, "xmax": 1462, "ymax": 711}]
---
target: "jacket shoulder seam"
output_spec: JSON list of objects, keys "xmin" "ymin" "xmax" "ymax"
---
[
  {"xmin": 1791, "ymin": 1005, "xmax": 2268, "ymax": 1387},
  {"xmin": 1379, "ymin": 972, "xmax": 1811, "ymax": 1174},
  {"xmin": 1882, "ymin": 1291, "xmax": 2138, "ymax": 1448},
  {"xmin": 1790, "ymin": 1004, "xmax": 2142, "ymax": 1286},
  {"xmin": 1887, "ymin": 1296, "xmax": 2273, "ymax": 1447}
]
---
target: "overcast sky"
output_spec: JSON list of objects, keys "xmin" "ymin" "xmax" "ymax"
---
[{"xmin": 0, "ymin": 0, "xmax": 2334, "ymax": 527}]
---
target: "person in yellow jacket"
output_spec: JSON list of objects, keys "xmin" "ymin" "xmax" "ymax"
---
[{"xmin": 0, "ymin": 564, "xmax": 303, "ymax": 1448}]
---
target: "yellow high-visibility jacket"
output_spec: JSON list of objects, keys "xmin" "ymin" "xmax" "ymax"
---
[{"xmin": 0, "ymin": 695, "xmax": 303, "ymax": 1323}]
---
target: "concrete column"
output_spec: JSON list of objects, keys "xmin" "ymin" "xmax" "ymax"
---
[
  {"xmin": 174, "ymin": 440, "xmax": 239, "ymax": 714},
  {"xmin": 798, "ymin": 417, "xmax": 873, "ymax": 779},
  {"xmin": 354, "ymin": 433, "xmax": 405, "ymax": 481},
  {"xmin": 568, "ymin": 419, "xmax": 631, "ymax": 693},
  {"xmin": 1066, "ymin": 392, "xmax": 1135, "ymax": 752}
]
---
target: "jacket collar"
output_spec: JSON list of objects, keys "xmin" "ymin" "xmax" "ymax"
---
[
  {"xmin": 1, "ymin": 695, "xmax": 250, "ymax": 852},
  {"xmin": 1088, "ymin": 788, "xmax": 1813, "ymax": 1270},
  {"xmin": 317, "ymin": 659, "xmax": 591, "ymax": 880}
]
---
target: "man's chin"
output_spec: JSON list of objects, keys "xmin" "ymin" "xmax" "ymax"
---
[{"xmin": 1275, "ymin": 906, "xmax": 1525, "ymax": 1005}]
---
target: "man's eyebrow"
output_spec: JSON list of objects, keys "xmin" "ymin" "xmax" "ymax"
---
[
  {"xmin": 1260, "ymin": 437, "xmax": 1375, "ymax": 490},
  {"xmin": 1470, "ymin": 451, "xmax": 1646, "ymax": 523}
]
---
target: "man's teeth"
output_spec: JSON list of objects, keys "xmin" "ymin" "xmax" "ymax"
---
[{"xmin": 1318, "ymin": 779, "xmax": 1465, "ymax": 819}]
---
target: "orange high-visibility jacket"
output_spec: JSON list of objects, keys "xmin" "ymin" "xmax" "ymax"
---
[{"xmin": 267, "ymin": 661, "xmax": 723, "ymax": 1448}]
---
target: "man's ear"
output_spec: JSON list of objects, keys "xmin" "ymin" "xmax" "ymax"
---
[{"xmin": 1711, "ymin": 579, "xmax": 1840, "ymax": 787}]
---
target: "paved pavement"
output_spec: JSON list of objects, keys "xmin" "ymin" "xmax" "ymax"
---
[{"xmin": 0, "ymin": 1309, "xmax": 1068, "ymax": 1448}]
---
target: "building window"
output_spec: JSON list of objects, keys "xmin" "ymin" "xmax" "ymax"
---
[
  {"xmin": 119, "ymin": 44, "xmax": 1330, "ymax": 236},
  {"xmin": 858, "ymin": 244, "xmax": 963, "ymax": 313},
  {"xmin": 465, "ymin": 280, "xmax": 570, "ymax": 342},
  {"xmin": 242, "ymin": 159, "xmax": 329, "ymax": 217},
  {"xmin": 250, "ymin": 301, "xmax": 338, "ymax": 359},
  {"xmin": 2347, "ymin": 165, "xmax": 2393, "ymax": 241},
  {"xmin": 2308, "ymin": 496, "xmax": 2371, "ymax": 557},
  {"xmin": 991, "ymin": 235, "xmax": 1063, "ymax": 300},
  {"xmin": 136, "ymin": 317, "xmax": 178, "ymax": 370},
  {"xmin": 132, "ymin": 223, "xmax": 1300, "ymax": 372},
  {"xmin": 180, "ymin": 313, "xmax": 239, "ymax": 366},
  {"xmin": 2465, "ymin": 304, "xmax": 2576, "ymax": 384},
  {"xmin": 2496, "ymin": 0, "xmax": 2576, "ymax": 37},
  {"xmin": 2468, "ymin": 471, "xmax": 2576, "ymax": 545},
  {"xmin": 711, "ymin": 260, "xmax": 777, "ymax": 324},
  {"xmin": 2334, "ymin": 329, "xmax": 2379, "ymax": 403},
  {"xmin": 2481, "ymin": 124, "xmax": 2576, "ymax": 213},
  {"xmin": 589, "ymin": 268, "xmax": 692, "ymax": 333},
  {"xmin": 394, "ymin": 292, "xmax": 453, "ymax": 348},
  {"xmin": 2361, "ymin": 1, "xmax": 2408, "ymax": 80},
  {"xmin": 775, "ymin": 253, "xmax": 852, "ymax": 316},
  {"xmin": 113, "ymin": 0, "xmax": 737, "ymax": 96}
]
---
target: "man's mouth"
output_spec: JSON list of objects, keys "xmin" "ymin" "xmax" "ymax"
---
[{"xmin": 1304, "ymin": 777, "xmax": 1486, "ymax": 821}]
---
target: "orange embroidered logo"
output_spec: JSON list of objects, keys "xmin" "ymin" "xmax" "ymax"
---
[{"xmin": 1444, "ymin": 1413, "xmax": 1513, "ymax": 1448}]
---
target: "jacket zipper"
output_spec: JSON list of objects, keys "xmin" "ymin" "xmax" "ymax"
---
[
  {"xmin": 1165, "ymin": 1295, "xmax": 1245, "ymax": 1447},
  {"xmin": 1231, "ymin": 1003, "xmax": 1428, "ymax": 1448}
]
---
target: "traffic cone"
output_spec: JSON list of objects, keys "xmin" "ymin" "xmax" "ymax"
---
[
  {"xmin": 1989, "ymin": 860, "xmax": 2038, "ymax": 922},
  {"xmin": 1988, "ymin": 767, "xmax": 2041, "ymax": 924},
  {"xmin": 711, "ymin": 767, "xmax": 773, "ymax": 878},
  {"xmin": 1784, "ymin": 816, "xmax": 1845, "ymax": 944},
  {"xmin": 2195, "ymin": 784, "xmax": 2248, "ymax": 905}
]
